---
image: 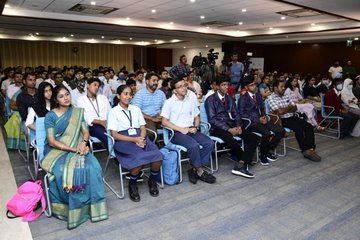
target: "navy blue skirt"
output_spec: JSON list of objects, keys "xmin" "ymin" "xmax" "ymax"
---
[{"xmin": 113, "ymin": 129, "xmax": 163, "ymax": 170}]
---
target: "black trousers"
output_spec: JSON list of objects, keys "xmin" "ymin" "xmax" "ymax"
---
[
  {"xmin": 211, "ymin": 128, "xmax": 260, "ymax": 164},
  {"xmin": 333, "ymin": 111, "xmax": 359, "ymax": 135},
  {"xmin": 281, "ymin": 116, "xmax": 315, "ymax": 151},
  {"xmin": 247, "ymin": 122, "xmax": 285, "ymax": 156}
]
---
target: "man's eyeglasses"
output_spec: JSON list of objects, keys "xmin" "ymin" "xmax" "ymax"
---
[{"xmin": 176, "ymin": 83, "xmax": 188, "ymax": 89}]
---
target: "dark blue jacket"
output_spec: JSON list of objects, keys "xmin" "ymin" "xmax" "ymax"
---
[
  {"xmin": 238, "ymin": 91, "xmax": 265, "ymax": 125},
  {"xmin": 205, "ymin": 92, "xmax": 242, "ymax": 131}
]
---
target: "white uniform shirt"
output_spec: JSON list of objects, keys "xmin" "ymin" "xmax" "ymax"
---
[
  {"xmin": 161, "ymin": 91, "xmax": 199, "ymax": 128},
  {"xmin": 70, "ymin": 88, "xmax": 87, "ymax": 106},
  {"xmin": 108, "ymin": 104, "xmax": 146, "ymax": 132},
  {"xmin": 77, "ymin": 94, "xmax": 111, "ymax": 126},
  {"xmin": 6, "ymin": 84, "xmax": 21, "ymax": 99}
]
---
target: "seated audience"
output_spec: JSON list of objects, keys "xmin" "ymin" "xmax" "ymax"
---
[
  {"xmin": 258, "ymin": 75, "xmax": 272, "ymax": 100},
  {"xmin": 206, "ymin": 76, "xmax": 260, "ymax": 177},
  {"xmin": 16, "ymin": 72, "xmax": 37, "ymax": 122},
  {"xmin": 239, "ymin": 76, "xmax": 285, "ymax": 166},
  {"xmin": 132, "ymin": 73, "xmax": 166, "ymax": 133},
  {"xmin": 160, "ymin": 78, "xmax": 173, "ymax": 99},
  {"xmin": 161, "ymin": 78, "xmax": 216, "ymax": 184},
  {"xmin": 324, "ymin": 77, "xmax": 359, "ymax": 138},
  {"xmin": 77, "ymin": 78, "xmax": 111, "ymax": 147},
  {"xmin": 285, "ymin": 76, "xmax": 324, "ymax": 129},
  {"xmin": 302, "ymin": 75, "xmax": 321, "ymax": 107},
  {"xmin": 352, "ymin": 75, "xmax": 360, "ymax": 101},
  {"xmin": 268, "ymin": 80, "xmax": 321, "ymax": 162},
  {"xmin": 108, "ymin": 85, "xmax": 163, "ymax": 202},
  {"xmin": 25, "ymin": 82, "xmax": 53, "ymax": 131},
  {"xmin": 185, "ymin": 70, "xmax": 202, "ymax": 101},
  {"xmin": 42, "ymin": 85, "xmax": 108, "ymax": 229},
  {"xmin": 70, "ymin": 77, "xmax": 87, "ymax": 106},
  {"xmin": 341, "ymin": 78, "xmax": 360, "ymax": 115}
]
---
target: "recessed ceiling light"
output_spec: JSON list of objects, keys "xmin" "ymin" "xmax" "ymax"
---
[
  {"xmin": 242, "ymin": 9, "xmax": 246, "ymax": 12},
  {"xmin": 190, "ymin": 0, "xmax": 196, "ymax": 2},
  {"xmin": 311, "ymin": 23, "xmax": 316, "ymax": 26},
  {"xmin": 200, "ymin": 16, "xmax": 205, "ymax": 19},
  {"xmin": 183, "ymin": 46, "xmax": 186, "ymax": 49},
  {"xmin": 126, "ymin": 17, "xmax": 130, "ymax": 20},
  {"xmin": 101, "ymin": 36, "xmax": 104, "ymax": 39},
  {"xmin": 269, "ymin": 27, "xmax": 273, "ymax": 30},
  {"xmin": 62, "ymin": 37, "xmax": 66, "ymax": 39},
  {"xmin": 5, "ymin": 4, "xmax": 10, "ymax": 8},
  {"xmin": 298, "ymin": 40, "xmax": 302, "ymax": 43},
  {"xmin": 155, "ymin": 39, "xmax": 158, "ymax": 42},
  {"xmin": 91, "ymin": 1, "xmax": 96, "ymax": 5},
  {"xmin": 281, "ymin": 17, "xmax": 286, "ymax": 20},
  {"xmin": 129, "ymin": 37, "xmax": 133, "ymax": 40},
  {"xmin": 169, "ymin": 22, "xmax": 174, "ymax": 24},
  {"xmin": 206, "ymin": 26, "xmax": 209, "ymax": 29},
  {"xmin": 151, "ymin": 9, "xmax": 156, "ymax": 13},
  {"xmin": 35, "ymin": 32, "xmax": 39, "ymax": 35},
  {"xmin": 239, "ymin": 22, "xmax": 243, "ymax": 25},
  {"xmin": 70, "ymin": 34, "xmax": 74, "ymax": 37},
  {"xmin": 91, "ymin": 38, "xmax": 94, "ymax": 40},
  {"xmin": 355, "ymin": 37, "xmax": 359, "ymax": 40},
  {"xmin": 205, "ymin": 45, "xmax": 208, "ymax": 47}
]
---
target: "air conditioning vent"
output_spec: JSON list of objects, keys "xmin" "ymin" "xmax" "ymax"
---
[
  {"xmin": 200, "ymin": 21, "xmax": 237, "ymax": 28},
  {"xmin": 277, "ymin": 8, "xmax": 322, "ymax": 18},
  {"xmin": 68, "ymin": 4, "xmax": 118, "ymax": 15}
]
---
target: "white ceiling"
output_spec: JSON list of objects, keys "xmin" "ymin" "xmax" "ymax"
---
[{"xmin": 1, "ymin": 0, "xmax": 360, "ymax": 48}]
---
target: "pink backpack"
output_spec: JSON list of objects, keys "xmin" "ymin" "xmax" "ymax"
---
[{"xmin": 6, "ymin": 180, "xmax": 46, "ymax": 221}]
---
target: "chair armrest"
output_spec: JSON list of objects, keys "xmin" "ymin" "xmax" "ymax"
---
[
  {"xmin": 267, "ymin": 113, "xmax": 280, "ymax": 124},
  {"xmin": 200, "ymin": 121, "xmax": 211, "ymax": 135},
  {"xmin": 145, "ymin": 128, "xmax": 157, "ymax": 143},
  {"xmin": 162, "ymin": 126, "xmax": 175, "ymax": 145},
  {"xmin": 241, "ymin": 118, "xmax": 251, "ymax": 129},
  {"xmin": 322, "ymin": 104, "xmax": 335, "ymax": 116}
]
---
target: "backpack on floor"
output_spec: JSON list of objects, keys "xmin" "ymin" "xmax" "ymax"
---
[
  {"xmin": 160, "ymin": 148, "xmax": 179, "ymax": 185},
  {"xmin": 6, "ymin": 180, "xmax": 46, "ymax": 222}
]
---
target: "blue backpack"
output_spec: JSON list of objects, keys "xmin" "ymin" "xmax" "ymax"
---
[{"xmin": 160, "ymin": 148, "xmax": 179, "ymax": 185}]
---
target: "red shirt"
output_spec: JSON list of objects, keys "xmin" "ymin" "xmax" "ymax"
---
[{"xmin": 324, "ymin": 88, "xmax": 343, "ymax": 112}]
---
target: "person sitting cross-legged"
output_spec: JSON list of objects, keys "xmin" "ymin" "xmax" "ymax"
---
[
  {"xmin": 205, "ymin": 75, "xmax": 260, "ymax": 178},
  {"xmin": 239, "ymin": 76, "xmax": 285, "ymax": 166},
  {"xmin": 267, "ymin": 80, "xmax": 321, "ymax": 162}
]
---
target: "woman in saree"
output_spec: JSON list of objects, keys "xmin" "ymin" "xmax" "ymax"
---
[{"xmin": 42, "ymin": 85, "xmax": 108, "ymax": 229}]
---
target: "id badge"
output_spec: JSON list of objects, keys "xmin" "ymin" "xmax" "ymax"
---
[{"xmin": 128, "ymin": 128, "xmax": 137, "ymax": 135}]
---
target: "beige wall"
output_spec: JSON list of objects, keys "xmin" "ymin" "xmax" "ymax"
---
[{"xmin": 0, "ymin": 39, "xmax": 133, "ymax": 70}]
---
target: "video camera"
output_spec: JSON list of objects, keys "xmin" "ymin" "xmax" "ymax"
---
[{"xmin": 191, "ymin": 49, "xmax": 219, "ymax": 68}]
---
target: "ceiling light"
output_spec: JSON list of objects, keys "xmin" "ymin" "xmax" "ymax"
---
[
  {"xmin": 281, "ymin": 17, "xmax": 286, "ymax": 20},
  {"xmin": 129, "ymin": 37, "xmax": 133, "ymax": 40},
  {"xmin": 169, "ymin": 22, "xmax": 174, "ymax": 24},
  {"xmin": 269, "ymin": 27, "xmax": 273, "ymax": 30},
  {"xmin": 242, "ymin": 9, "xmax": 246, "ymax": 12},
  {"xmin": 35, "ymin": 32, "xmax": 39, "ymax": 35},
  {"xmin": 239, "ymin": 22, "xmax": 243, "ymax": 25},
  {"xmin": 171, "ymin": 39, "xmax": 181, "ymax": 43},
  {"xmin": 5, "ymin": 4, "xmax": 10, "ymax": 8},
  {"xmin": 183, "ymin": 46, "xmax": 186, "ymax": 49},
  {"xmin": 62, "ymin": 37, "xmax": 66, "ymax": 39},
  {"xmin": 154, "ymin": 39, "xmax": 158, "ymax": 42},
  {"xmin": 70, "ymin": 34, "xmax": 74, "ymax": 37},
  {"xmin": 101, "ymin": 36, "xmax": 104, "ymax": 39},
  {"xmin": 126, "ymin": 17, "xmax": 130, "ymax": 20},
  {"xmin": 298, "ymin": 40, "xmax": 302, "ymax": 43},
  {"xmin": 311, "ymin": 23, "xmax": 316, "ymax": 26},
  {"xmin": 90, "ymin": 1, "xmax": 96, "ymax": 5},
  {"xmin": 205, "ymin": 45, "xmax": 208, "ymax": 47},
  {"xmin": 151, "ymin": 9, "xmax": 156, "ymax": 13},
  {"xmin": 190, "ymin": 0, "xmax": 196, "ymax": 2},
  {"xmin": 206, "ymin": 26, "xmax": 209, "ymax": 29},
  {"xmin": 355, "ymin": 37, "xmax": 359, "ymax": 41},
  {"xmin": 200, "ymin": 16, "xmax": 205, "ymax": 19}
]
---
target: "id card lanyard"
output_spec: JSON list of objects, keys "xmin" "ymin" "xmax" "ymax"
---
[
  {"xmin": 87, "ymin": 96, "xmax": 100, "ymax": 118},
  {"xmin": 122, "ymin": 110, "xmax": 132, "ymax": 128}
]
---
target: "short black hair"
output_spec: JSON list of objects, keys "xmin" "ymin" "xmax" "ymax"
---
[
  {"xmin": 242, "ymin": 75, "xmax": 255, "ymax": 86},
  {"xmin": 171, "ymin": 77, "xmax": 185, "ymax": 90},
  {"xmin": 272, "ymin": 79, "xmax": 283, "ymax": 89},
  {"xmin": 215, "ymin": 75, "xmax": 231, "ymax": 85},
  {"xmin": 145, "ymin": 72, "xmax": 160, "ymax": 81},
  {"xmin": 87, "ymin": 77, "xmax": 101, "ymax": 85}
]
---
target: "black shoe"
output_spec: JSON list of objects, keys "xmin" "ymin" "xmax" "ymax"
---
[
  {"xmin": 148, "ymin": 180, "xmax": 159, "ymax": 197},
  {"xmin": 260, "ymin": 155, "xmax": 270, "ymax": 166},
  {"xmin": 267, "ymin": 152, "xmax": 277, "ymax": 162},
  {"xmin": 125, "ymin": 170, "xmax": 144, "ymax": 182},
  {"xmin": 232, "ymin": 164, "xmax": 255, "ymax": 178},
  {"xmin": 128, "ymin": 183, "xmax": 140, "ymax": 202},
  {"xmin": 187, "ymin": 168, "xmax": 198, "ymax": 184},
  {"xmin": 198, "ymin": 171, "xmax": 216, "ymax": 184}
]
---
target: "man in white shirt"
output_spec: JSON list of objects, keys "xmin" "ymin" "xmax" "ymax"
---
[
  {"xmin": 135, "ymin": 70, "xmax": 145, "ymax": 93},
  {"xmin": 77, "ymin": 77, "xmax": 111, "ymax": 147},
  {"xmin": 161, "ymin": 78, "xmax": 216, "ymax": 184},
  {"xmin": 70, "ymin": 77, "xmax": 87, "ymax": 106},
  {"xmin": 6, "ymin": 71, "xmax": 22, "ymax": 100},
  {"xmin": 328, "ymin": 60, "xmax": 343, "ymax": 80}
]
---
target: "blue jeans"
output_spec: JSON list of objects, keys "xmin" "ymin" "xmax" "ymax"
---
[{"xmin": 172, "ymin": 131, "xmax": 214, "ymax": 168}]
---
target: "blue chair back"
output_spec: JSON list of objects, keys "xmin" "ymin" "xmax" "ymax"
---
[
  {"xmin": 320, "ymin": 94, "xmax": 329, "ymax": 117},
  {"xmin": 35, "ymin": 117, "xmax": 46, "ymax": 161},
  {"xmin": 264, "ymin": 100, "xmax": 271, "ymax": 114}
]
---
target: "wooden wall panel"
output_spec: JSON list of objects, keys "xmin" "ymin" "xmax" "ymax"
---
[{"xmin": 0, "ymin": 39, "xmax": 134, "ymax": 71}]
